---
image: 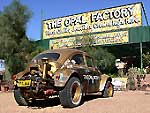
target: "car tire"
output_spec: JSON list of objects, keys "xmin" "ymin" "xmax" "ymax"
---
[
  {"xmin": 59, "ymin": 77, "xmax": 83, "ymax": 108},
  {"xmin": 14, "ymin": 89, "xmax": 29, "ymax": 106},
  {"xmin": 102, "ymin": 81, "xmax": 114, "ymax": 98}
]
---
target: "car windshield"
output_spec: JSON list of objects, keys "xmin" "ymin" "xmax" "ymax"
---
[{"xmin": 32, "ymin": 53, "xmax": 60, "ymax": 61}]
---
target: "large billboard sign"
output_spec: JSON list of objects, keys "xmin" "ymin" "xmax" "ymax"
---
[
  {"xmin": 49, "ymin": 30, "xmax": 128, "ymax": 49},
  {"xmin": 43, "ymin": 3, "xmax": 141, "ymax": 39}
]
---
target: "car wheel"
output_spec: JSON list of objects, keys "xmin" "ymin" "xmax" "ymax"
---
[
  {"xmin": 102, "ymin": 81, "xmax": 114, "ymax": 98},
  {"xmin": 14, "ymin": 89, "xmax": 29, "ymax": 106},
  {"xmin": 59, "ymin": 77, "xmax": 82, "ymax": 108}
]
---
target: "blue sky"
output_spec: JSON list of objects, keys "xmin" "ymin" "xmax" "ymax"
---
[{"xmin": 0, "ymin": 0, "xmax": 149, "ymax": 40}]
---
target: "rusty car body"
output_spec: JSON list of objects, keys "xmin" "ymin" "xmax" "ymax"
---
[{"xmin": 14, "ymin": 48, "xmax": 114, "ymax": 108}]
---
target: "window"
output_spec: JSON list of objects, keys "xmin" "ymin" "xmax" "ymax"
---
[
  {"xmin": 86, "ymin": 56, "xmax": 94, "ymax": 67},
  {"xmin": 71, "ymin": 54, "xmax": 84, "ymax": 65}
]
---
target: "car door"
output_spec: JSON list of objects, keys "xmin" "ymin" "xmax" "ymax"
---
[
  {"xmin": 85, "ymin": 56, "xmax": 100, "ymax": 93},
  {"xmin": 70, "ymin": 54, "xmax": 91, "ymax": 92}
]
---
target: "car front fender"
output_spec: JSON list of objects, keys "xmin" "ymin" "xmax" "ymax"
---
[{"xmin": 99, "ymin": 74, "xmax": 112, "ymax": 91}]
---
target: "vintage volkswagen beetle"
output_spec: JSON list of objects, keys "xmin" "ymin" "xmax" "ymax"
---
[{"xmin": 14, "ymin": 48, "xmax": 114, "ymax": 108}]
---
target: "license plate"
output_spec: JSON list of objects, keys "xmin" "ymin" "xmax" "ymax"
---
[{"xmin": 17, "ymin": 80, "xmax": 31, "ymax": 87}]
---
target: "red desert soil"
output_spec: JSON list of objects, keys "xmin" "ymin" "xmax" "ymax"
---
[{"xmin": 0, "ymin": 91, "xmax": 150, "ymax": 113}]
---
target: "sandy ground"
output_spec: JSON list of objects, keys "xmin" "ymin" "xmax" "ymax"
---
[{"xmin": 0, "ymin": 91, "xmax": 150, "ymax": 113}]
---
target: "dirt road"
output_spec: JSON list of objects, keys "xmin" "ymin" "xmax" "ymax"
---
[{"xmin": 0, "ymin": 91, "xmax": 150, "ymax": 113}]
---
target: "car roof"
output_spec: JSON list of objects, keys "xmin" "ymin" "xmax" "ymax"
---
[{"xmin": 40, "ymin": 48, "xmax": 87, "ymax": 64}]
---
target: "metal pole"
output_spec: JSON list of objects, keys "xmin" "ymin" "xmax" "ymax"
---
[
  {"xmin": 141, "ymin": 3, "xmax": 149, "ymax": 26},
  {"xmin": 140, "ymin": 42, "xmax": 143, "ymax": 74}
]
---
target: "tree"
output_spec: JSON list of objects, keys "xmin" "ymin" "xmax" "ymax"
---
[
  {"xmin": 76, "ymin": 32, "xmax": 116, "ymax": 74},
  {"xmin": 0, "ymin": 0, "xmax": 33, "ymax": 77},
  {"xmin": 143, "ymin": 52, "xmax": 150, "ymax": 67},
  {"xmin": 0, "ymin": 0, "xmax": 32, "ymax": 43},
  {"xmin": 80, "ymin": 46, "xmax": 116, "ymax": 74}
]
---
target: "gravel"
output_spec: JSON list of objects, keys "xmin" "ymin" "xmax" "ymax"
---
[{"xmin": 0, "ymin": 91, "xmax": 150, "ymax": 113}]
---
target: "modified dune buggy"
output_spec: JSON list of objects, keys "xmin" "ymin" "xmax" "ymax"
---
[{"xmin": 14, "ymin": 48, "xmax": 114, "ymax": 108}]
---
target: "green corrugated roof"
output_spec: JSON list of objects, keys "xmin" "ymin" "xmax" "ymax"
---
[
  {"xmin": 129, "ymin": 26, "xmax": 150, "ymax": 43},
  {"xmin": 36, "ymin": 39, "xmax": 49, "ymax": 50}
]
